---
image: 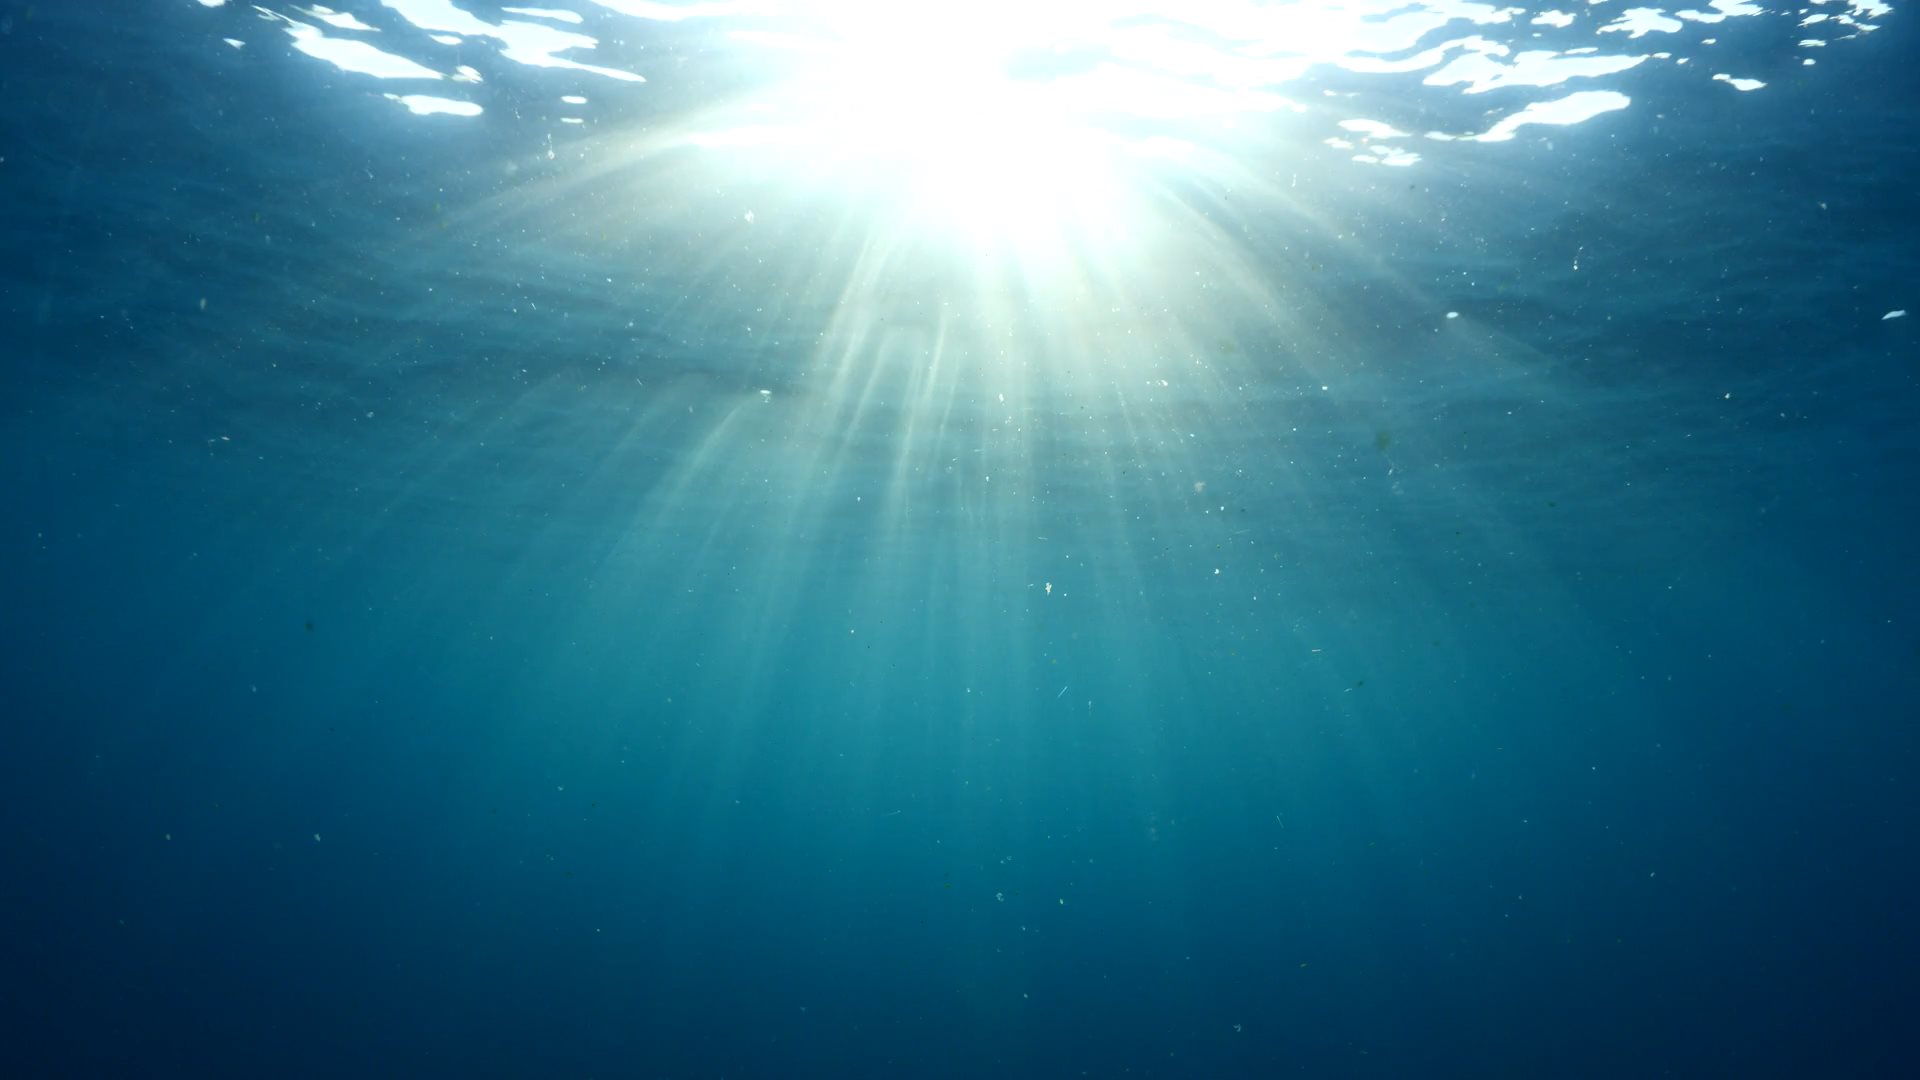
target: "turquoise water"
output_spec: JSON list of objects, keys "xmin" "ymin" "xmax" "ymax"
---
[{"xmin": 3, "ymin": 2, "xmax": 1916, "ymax": 1076}]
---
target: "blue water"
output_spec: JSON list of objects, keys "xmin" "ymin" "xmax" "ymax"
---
[{"xmin": 3, "ymin": 2, "xmax": 1917, "ymax": 1077}]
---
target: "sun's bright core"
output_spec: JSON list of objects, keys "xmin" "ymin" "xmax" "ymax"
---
[{"xmin": 699, "ymin": 3, "xmax": 1149, "ymax": 253}]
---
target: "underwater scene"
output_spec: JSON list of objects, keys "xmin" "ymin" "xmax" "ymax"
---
[{"xmin": 1, "ymin": 1, "xmax": 1916, "ymax": 1077}]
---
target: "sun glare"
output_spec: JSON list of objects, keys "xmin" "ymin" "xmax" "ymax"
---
[
  {"xmin": 843, "ymin": 78, "xmax": 1124, "ymax": 250},
  {"xmin": 736, "ymin": 2, "xmax": 1139, "ymax": 253}
]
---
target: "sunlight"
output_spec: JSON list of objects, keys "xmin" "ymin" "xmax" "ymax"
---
[
  {"xmin": 727, "ymin": 0, "xmax": 1139, "ymax": 253},
  {"xmin": 849, "ymin": 70, "xmax": 1123, "ymax": 249}
]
